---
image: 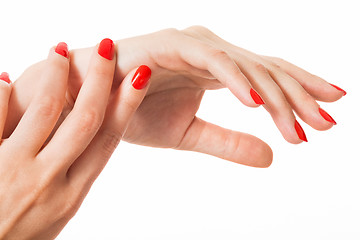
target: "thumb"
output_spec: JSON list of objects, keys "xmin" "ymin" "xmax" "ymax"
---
[{"xmin": 176, "ymin": 117, "xmax": 273, "ymax": 168}]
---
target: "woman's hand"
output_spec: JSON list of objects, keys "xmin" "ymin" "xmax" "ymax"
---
[
  {"xmin": 6, "ymin": 26, "xmax": 346, "ymax": 168},
  {"xmin": 0, "ymin": 40, "xmax": 151, "ymax": 240}
]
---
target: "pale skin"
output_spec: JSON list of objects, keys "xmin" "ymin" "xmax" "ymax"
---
[
  {"xmin": 0, "ymin": 43, "xmax": 150, "ymax": 239},
  {"xmin": 5, "ymin": 26, "xmax": 345, "ymax": 168},
  {"xmin": 0, "ymin": 26, "xmax": 345, "ymax": 239}
]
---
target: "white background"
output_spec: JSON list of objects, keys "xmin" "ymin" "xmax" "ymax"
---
[{"xmin": 1, "ymin": 0, "xmax": 360, "ymax": 239}]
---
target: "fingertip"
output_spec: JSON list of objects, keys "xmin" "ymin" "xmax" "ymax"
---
[
  {"xmin": 98, "ymin": 38, "xmax": 115, "ymax": 60},
  {"xmin": 303, "ymin": 107, "xmax": 336, "ymax": 131},
  {"xmin": 251, "ymin": 141, "xmax": 273, "ymax": 168},
  {"xmin": 234, "ymin": 88, "xmax": 263, "ymax": 108},
  {"xmin": 0, "ymin": 72, "xmax": 12, "ymax": 84},
  {"xmin": 329, "ymin": 83, "xmax": 347, "ymax": 96},
  {"xmin": 131, "ymin": 65, "xmax": 152, "ymax": 90},
  {"xmin": 229, "ymin": 133, "xmax": 273, "ymax": 168},
  {"xmin": 54, "ymin": 42, "xmax": 69, "ymax": 59},
  {"xmin": 250, "ymin": 88, "xmax": 265, "ymax": 105},
  {"xmin": 314, "ymin": 84, "xmax": 345, "ymax": 102}
]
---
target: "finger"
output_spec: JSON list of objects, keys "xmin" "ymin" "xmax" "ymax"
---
[
  {"xmin": 263, "ymin": 66, "xmax": 337, "ymax": 131},
  {"xmin": 262, "ymin": 56, "xmax": 347, "ymax": 101},
  {"xmin": 182, "ymin": 28, "xmax": 310, "ymax": 142},
  {"xmin": 176, "ymin": 117, "xmax": 273, "ymax": 168},
  {"xmin": 0, "ymin": 72, "xmax": 12, "ymax": 140},
  {"xmin": 176, "ymin": 34, "xmax": 264, "ymax": 107},
  {"xmin": 229, "ymin": 54, "xmax": 306, "ymax": 143},
  {"xmin": 67, "ymin": 65, "xmax": 151, "ymax": 187},
  {"xmin": 37, "ymin": 38, "xmax": 116, "ymax": 168},
  {"xmin": 8, "ymin": 43, "xmax": 69, "ymax": 154}
]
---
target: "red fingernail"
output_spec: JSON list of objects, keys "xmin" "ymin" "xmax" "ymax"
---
[
  {"xmin": 319, "ymin": 108, "xmax": 337, "ymax": 125},
  {"xmin": 294, "ymin": 120, "xmax": 308, "ymax": 142},
  {"xmin": 98, "ymin": 38, "xmax": 114, "ymax": 60},
  {"xmin": 250, "ymin": 88, "xmax": 264, "ymax": 105},
  {"xmin": 132, "ymin": 65, "xmax": 152, "ymax": 90},
  {"xmin": 330, "ymin": 83, "xmax": 346, "ymax": 96},
  {"xmin": 0, "ymin": 72, "xmax": 11, "ymax": 84},
  {"xmin": 55, "ymin": 42, "xmax": 69, "ymax": 58}
]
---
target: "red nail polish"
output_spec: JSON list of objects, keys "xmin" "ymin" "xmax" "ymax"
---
[
  {"xmin": 98, "ymin": 38, "xmax": 114, "ymax": 60},
  {"xmin": 294, "ymin": 120, "xmax": 308, "ymax": 142},
  {"xmin": 55, "ymin": 42, "xmax": 69, "ymax": 58},
  {"xmin": 250, "ymin": 88, "xmax": 264, "ymax": 105},
  {"xmin": 330, "ymin": 83, "xmax": 346, "ymax": 96},
  {"xmin": 0, "ymin": 72, "xmax": 11, "ymax": 84},
  {"xmin": 132, "ymin": 65, "xmax": 152, "ymax": 90},
  {"xmin": 319, "ymin": 108, "xmax": 337, "ymax": 125}
]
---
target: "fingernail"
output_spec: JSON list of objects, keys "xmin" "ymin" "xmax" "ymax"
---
[
  {"xmin": 330, "ymin": 83, "xmax": 346, "ymax": 96},
  {"xmin": 132, "ymin": 65, "xmax": 152, "ymax": 90},
  {"xmin": 0, "ymin": 72, "xmax": 11, "ymax": 84},
  {"xmin": 55, "ymin": 42, "xmax": 69, "ymax": 58},
  {"xmin": 319, "ymin": 108, "xmax": 337, "ymax": 125},
  {"xmin": 98, "ymin": 38, "xmax": 114, "ymax": 60},
  {"xmin": 294, "ymin": 120, "xmax": 308, "ymax": 142},
  {"xmin": 250, "ymin": 88, "xmax": 264, "ymax": 105}
]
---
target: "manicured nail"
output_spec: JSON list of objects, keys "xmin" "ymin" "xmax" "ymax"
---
[
  {"xmin": 0, "ymin": 72, "xmax": 11, "ymax": 84},
  {"xmin": 98, "ymin": 38, "xmax": 114, "ymax": 60},
  {"xmin": 250, "ymin": 88, "xmax": 264, "ymax": 105},
  {"xmin": 294, "ymin": 120, "xmax": 308, "ymax": 142},
  {"xmin": 132, "ymin": 65, "xmax": 152, "ymax": 90},
  {"xmin": 330, "ymin": 83, "xmax": 346, "ymax": 96},
  {"xmin": 55, "ymin": 42, "xmax": 69, "ymax": 58},
  {"xmin": 319, "ymin": 108, "xmax": 337, "ymax": 125}
]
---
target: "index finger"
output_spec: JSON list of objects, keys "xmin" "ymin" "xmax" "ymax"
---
[
  {"xmin": 7, "ymin": 43, "xmax": 70, "ymax": 155},
  {"xmin": 175, "ymin": 34, "xmax": 264, "ymax": 107}
]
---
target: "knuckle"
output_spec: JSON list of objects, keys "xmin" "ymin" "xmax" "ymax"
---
[
  {"xmin": 122, "ymin": 98, "xmax": 139, "ymax": 114},
  {"xmin": 76, "ymin": 108, "xmax": 103, "ymax": 133},
  {"xmin": 272, "ymin": 57, "xmax": 285, "ymax": 63},
  {"xmin": 57, "ymin": 184, "xmax": 85, "ymax": 219},
  {"xmin": 222, "ymin": 131, "xmax": 236, "ymax": 160},
  {"xmin": 34, "ymin": 96, "xmax": 63, "ymax": 119},
  {"xmin": 91, "ymin": 63, "xmax": 112, "ymax": 80},
  {"xmin": 185, "ymin": 25, "xmax": 210, "ymax": 34},
  {"xmin": 253, "ymin": 62, "xmax": 268, "ymax": 73},
  {"xmin": 50, "ymin": 53, "xmax": 68, "ymax": 68},
  {"xmin": 272, "ymin": 63, "xmax": 281, "ymax": 69},
  {"xmin": 268, "ymin": 57, "xmax": 284, "ymax": 68},
  {"xmin": 161, "ymin": 28, "xmax": 180, "ymax": 37},
  {"xmin": 60, "ymin": 194, "xmax": 82, "ymax": 219},
  {"xmin": 209, "ymin": 48, "xmax": 230, "ymax": 61},
  {"xmin": 100, "ymin": 130, "xmax": 122, "ymax": 158}
]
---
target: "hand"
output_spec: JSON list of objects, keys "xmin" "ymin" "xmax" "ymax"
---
[
  {"xmin": 7, "ymin": 26, "xmax": 346, "ymax": 168},
  {"xmin": 0, "ymin": 40, "xmax": 150, "ymax": 239}
]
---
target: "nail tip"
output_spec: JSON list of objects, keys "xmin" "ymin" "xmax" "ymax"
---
[
  {"xmin": 55, "ymin": 42, "xmax": 69, "ymax": 58},
  {"xmin": 330, "ymin": 83, "xmax": 347, "ymax": 96},
  {"xmin": 294, "ymin": 120, "xmax": 307, "ymax": 143},
  {"xmin": 250, "ymin": 88, "xmax": 265, "ymax": 105},
  {"xmin": 300, "ymin": 134, "xmax": 308, "ymax": 142},
  {"xmin": 0, "ymin": 72, "xmax": 11, "ymax": 84},
  {"xmin": 319, "ymin": 107, "xmax": 337, "ymax": 125}
]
